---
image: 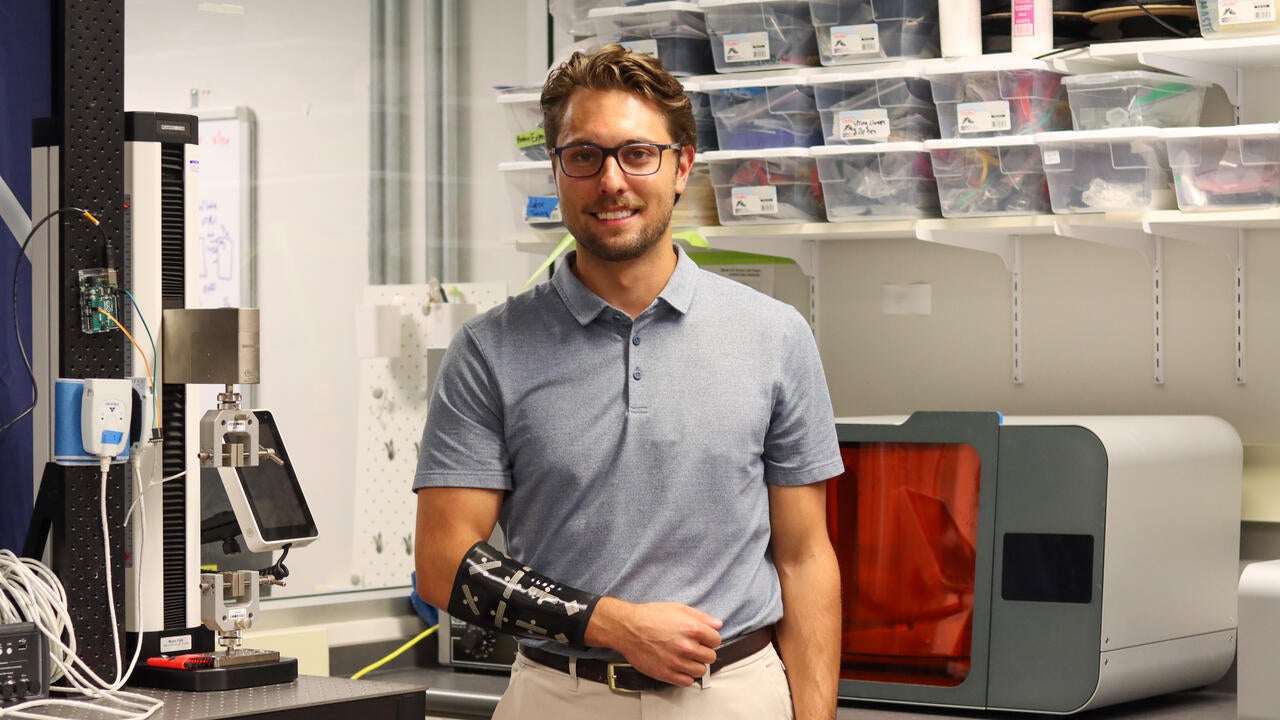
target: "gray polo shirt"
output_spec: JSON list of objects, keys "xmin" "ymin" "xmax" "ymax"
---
[{"xmin": 414, "ymin": 245, "xmax": 842, "ymax": 659}]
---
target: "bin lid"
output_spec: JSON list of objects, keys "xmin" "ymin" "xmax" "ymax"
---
[
  {"xmin": 701, "ymin": 147, "xmax": 812, "ymax": 160},
  {"xmin": 699, "ymin": 0, "xmax": 808, "ymax": 6},
  {"xmin": 1033, "ymin": 127, "xmax": 1165, "ymax": 145},
  {"xmin": 589, "ymin": 1, "xmax": 702, "ymax": 17},
  {"xmin": 1161, "ymin": 123, "xmax": 1280, "ymax": 139},
  {"xmin": 922, "ymin": 53, "xmax": 1061, "ymax": 77},
  {"xmin": 1062, "ymin": 70, "xmax": 1213, "ymax": 90},
  {"xmin": 924, "ymin": 135, "xmax": 1038, "ymax": 150},
  {"xmin": 498, "ymin": 160, "xmax": 553, "ymax": 172},
  {"xmin": 699, "ymin": 73, "xmax": 810, "ymax": 91},
  {"xmin": 806, "ymin": 65, "xmax": 927, "ymax": 85},
  {"xmin": 810, "ymin": 141, "xmax": 927, "ymax": 156}
]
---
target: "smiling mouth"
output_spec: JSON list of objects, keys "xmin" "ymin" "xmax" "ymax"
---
[{"xmin": 593, "ymin": 208, "xmax": 639, "ymax": 221}]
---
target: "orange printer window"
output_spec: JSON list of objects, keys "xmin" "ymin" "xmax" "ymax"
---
[{"xmin": 827, "ymin": 442, "xmax": 981, "ymax": 687}]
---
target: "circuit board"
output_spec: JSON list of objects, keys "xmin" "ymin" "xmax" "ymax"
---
[{"xmin": 78, "ymin": 268, "xmax": 120, "ymax": 334}]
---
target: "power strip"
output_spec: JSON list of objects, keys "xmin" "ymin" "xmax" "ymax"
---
[{"xmin": 0, "ymin": 622, "xmax": 49, "ymax": 705}]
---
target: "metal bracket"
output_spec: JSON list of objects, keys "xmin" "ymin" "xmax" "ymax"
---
[{"xmin": 1143, "ymin": 221, "xmax": 1247, "ymax": 385}]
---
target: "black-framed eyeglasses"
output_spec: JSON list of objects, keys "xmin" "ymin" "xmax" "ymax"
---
[{"xmin": 551, "ymin": 142, "xmax": 682, "ymax": 178}]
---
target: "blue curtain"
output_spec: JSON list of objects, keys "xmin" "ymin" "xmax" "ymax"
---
[{"xmin": 0, "ymin": 2, "xmax": 52, "ymax": 552}]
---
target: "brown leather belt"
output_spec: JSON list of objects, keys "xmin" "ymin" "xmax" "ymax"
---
[{"xmin": 518, "ymin": 625, "xmax": 775, "ymax": 693}]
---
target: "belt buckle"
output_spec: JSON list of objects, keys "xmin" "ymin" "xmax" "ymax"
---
[{"xmin": 606, "ymin": 662, "xmax": 640, "ymax": 693}]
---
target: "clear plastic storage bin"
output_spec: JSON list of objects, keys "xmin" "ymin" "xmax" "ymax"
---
[
  {"xmin": 499, "ymin": 161, "xmax": 567, "ymax": 242},
  {"xmin": 1195, "ymin": 0, "xmax": 1280, "ymax": 37},
  {"xmin": 927, "ymin": 57, "xmax": 1070, "ymax": 139},
  {"xmin": 812, "ymin": 142, "xmax": 938, "ymax": 220},
  {"xmin": 1063, "ymin": 71, "xmax": 1212, "ymax": 130},
  {"xmin": 810, "ymin": 67, "xmax": 938, "ymax": 144},
  {"xmin": 702, "ymin": 148, "xmax": 825, "ymax": 224},
  {"xmin": 682, "ymin": 81, "xmax": 721, "ymax": 152},
  {"xmin": 590, "ymin": 3, "xmax": 715, "ymax": 76},
  {"xmin": 551, "ymin": 0, "xmax": 623, "ymax": 37},
  {"xmin": 497, "ymin": 90, "xmax": 548, "ymax": 162},
  {"xmin": 924, "ymin": 135, "xmax": 1050, "ymax": 217},
  {"xmin": 700, "ymin": 0, "xmax": 819, "ymax": 72},
  {"xmin": 808, "ymin": 0, "xmax": 940, "ymax": 65},
  {"xmin": 1164, "ymin": 124, "xmax": 1280, "ymax": 211},
  {"xmin": 702, "ymin": 75, "xmax": 823, "ymax": 150},
  {"xmin": 1034, "ymin": 128, "xmax": 1174, "ymax": 214}
]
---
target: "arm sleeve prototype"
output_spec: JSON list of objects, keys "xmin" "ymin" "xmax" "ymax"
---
[{"xmin": 447, "ymin": 540, "xmax": 602, "ymax": 649}]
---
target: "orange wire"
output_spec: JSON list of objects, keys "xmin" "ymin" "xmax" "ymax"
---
[{"xmin": 95, "ymin": 307, "xmax": 160, "ymax": 428}]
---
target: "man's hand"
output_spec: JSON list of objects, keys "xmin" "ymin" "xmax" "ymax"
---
[{"xmin": 585, "ymin": 597, "xmax": 723, "ymax": 686}]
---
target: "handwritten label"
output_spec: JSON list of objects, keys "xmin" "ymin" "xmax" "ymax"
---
[
  {"xmin": 723, "ymin": 32, "xmax": 770, "ymax": 63},
  {"xmin": 516, "ymin": 128, "xmax": 546, "ymax": 149},
  {"xmin": 730, "ymin": 186, "xmax": 779, "ymax": 216},
  {"xmin": 830, "ymin": 24, "xmax": 879, "ymax": 56},
  {"xmin": 957, "ymin": 100, "xmax": 1012, "ymax": 134},
  {"xmin": 837, "ymin": 109, "xmax": 891, "ymax": 141},
  {"xmin": 525, "ymin": 196, "xmax": 561, "ymax": 223}
]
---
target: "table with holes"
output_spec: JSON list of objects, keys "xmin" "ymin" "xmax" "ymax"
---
[{"xmin": 107, "ymin": 676, "xmax": 423, "ymax": 720}]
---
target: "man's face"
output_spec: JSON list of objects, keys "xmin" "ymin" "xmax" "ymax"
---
[{"xmin": 551, "ymin": 88, "xmax": 693, "ymax": 263}]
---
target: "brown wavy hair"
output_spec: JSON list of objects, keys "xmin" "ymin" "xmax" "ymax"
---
[{"xmin": 541, "ymin": 44, "xmax": 696, "ymax": 151}]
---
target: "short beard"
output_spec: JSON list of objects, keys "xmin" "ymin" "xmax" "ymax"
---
[{"xmin": 569, "ymin": 201, "xmax": 674, "ymax": 263}]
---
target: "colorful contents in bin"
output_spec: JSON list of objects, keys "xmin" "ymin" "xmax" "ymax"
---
[
  {"xmin": 727, "ymin": 157, "xmax": 824, "ymax": 220},
  {"xmin": 933, "ymin": 68, "xmax": 1068, "ymax": 138},
  {"xmin": 931, "ymin": 144, "xmax": 1048, "ymax": 216},
  {"xmin": 525, "ymin": 196, "xmax": 561, "ymax": 224}
]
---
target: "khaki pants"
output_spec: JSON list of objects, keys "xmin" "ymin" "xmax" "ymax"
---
[{"xmin": 492, "ymin": 645, "xmax": 795, "ymax": 720}]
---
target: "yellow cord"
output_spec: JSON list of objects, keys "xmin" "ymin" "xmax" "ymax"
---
[
  {"xmin": 350, "ymin": 624, "xmax": 438, "ymax": 680},
  {"xmin": 95, "ymin": 307, "xmax": 159, "ymax": 427}
]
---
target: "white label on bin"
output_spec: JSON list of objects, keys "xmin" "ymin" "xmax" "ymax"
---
[
  {"xmin": 830, "ymin": 24, "xmax": 879, "ymax": 56},
  {"xmin": 1219, "ymin": 0, "xmax": 1275, "ymax": 24},
  {"xmin": 723, "ymin": 32, "xmax": 770, "ymax": 63},
  {"xmin": 730, "ymin": 186, "xmax": 779, "ymax": 215},
  {"xmin": 620, "ymin": 39, "xmax": 659, "ymax": 58},
  {"xmin": 1042, "ymin": 150, "xmax": 1061, "ymax": 166},
  {"xmin": 525, "ymin": 196, "xmax": 561, "ymax": 223},
  {"xmin": 956, "ymin": 100, "xmax": 1012, "ymax": 134},
  {"xmin": 837, "ymin": 109, "xmax": 891, "ymax": 141}
]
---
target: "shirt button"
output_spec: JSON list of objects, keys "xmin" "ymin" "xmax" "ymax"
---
[
  {"xmin": 632, "ymin": 336, "xmax": 641, "ymax": 346},
  {"xmin": 632, "ymin": 369, "xmax": 642, "ymax": 381}
]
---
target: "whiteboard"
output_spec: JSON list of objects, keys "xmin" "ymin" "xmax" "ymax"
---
[{"xmin": 196, "ymin": 107, "xmax": 256, "ymax": 309}]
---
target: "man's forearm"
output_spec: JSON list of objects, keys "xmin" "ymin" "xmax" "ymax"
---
[{"xmin": 776, "ymin": 547, "xmax": 842, "ymax": 720}]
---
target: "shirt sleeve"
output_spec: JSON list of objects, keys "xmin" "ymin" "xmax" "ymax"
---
[
  {"xmin": 412, "ymin": 324, "xmax": 513, "ymax": 492},
  {"xmin": 762, "ymin": 309, "xmax": 845, "ymax": 487}
]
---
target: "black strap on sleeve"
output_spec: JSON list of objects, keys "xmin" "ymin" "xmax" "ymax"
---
[{"xmin": 447, "ymin": 540, "xmax": 601, "ymax": 649}]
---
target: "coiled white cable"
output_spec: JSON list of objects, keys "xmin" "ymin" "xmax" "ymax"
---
[{"xmin": 0, "ymin": 454, "xmax": 163, "ymax": 719}]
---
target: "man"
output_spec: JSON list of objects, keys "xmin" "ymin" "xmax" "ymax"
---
[{"xmin": 413, "ymin": 45, "xmax": 843, "ymax": 719}]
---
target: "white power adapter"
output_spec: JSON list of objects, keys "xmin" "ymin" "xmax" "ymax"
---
[{"xmin": 81, "ymin": 378, "xmax": 133, "ymax": 458}]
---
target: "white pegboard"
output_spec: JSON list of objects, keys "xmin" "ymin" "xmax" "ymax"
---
[{"xmin": 350, "ymin": 282, "xmax": 507, "ymax": 590}]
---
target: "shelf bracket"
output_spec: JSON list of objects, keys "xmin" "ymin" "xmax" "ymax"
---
[
  {"xmin": 1010, "ymin": 236, "xmax": 1024, "ymax": 385},
  {"xmin": 1056, "ymin": 220, "xmax": 1166, "ymax": 383},
  {"xmin": 1143, "ymin": 223, "xmax": 1247, "ymax": 384},
  {"xmin": 1154, "ymin": 236, "xmax": 1164, "ymax": 385},
  {"xmin": 916, "ymin": 226, "xmax": 1019, "ymax": 272},
  {"xmin": 1055, "ymin": 219, "xmax": 1159, "ymax": 267}
]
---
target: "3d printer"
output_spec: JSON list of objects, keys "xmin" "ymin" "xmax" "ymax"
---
[{"xmin": 829, "ymin": 412, "xmax": 1241, "ymax": 714}]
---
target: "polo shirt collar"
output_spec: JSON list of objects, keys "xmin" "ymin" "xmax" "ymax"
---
[{"xmin": 552, "ymin": 244, "xmax": 698, "ymax": 326}]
